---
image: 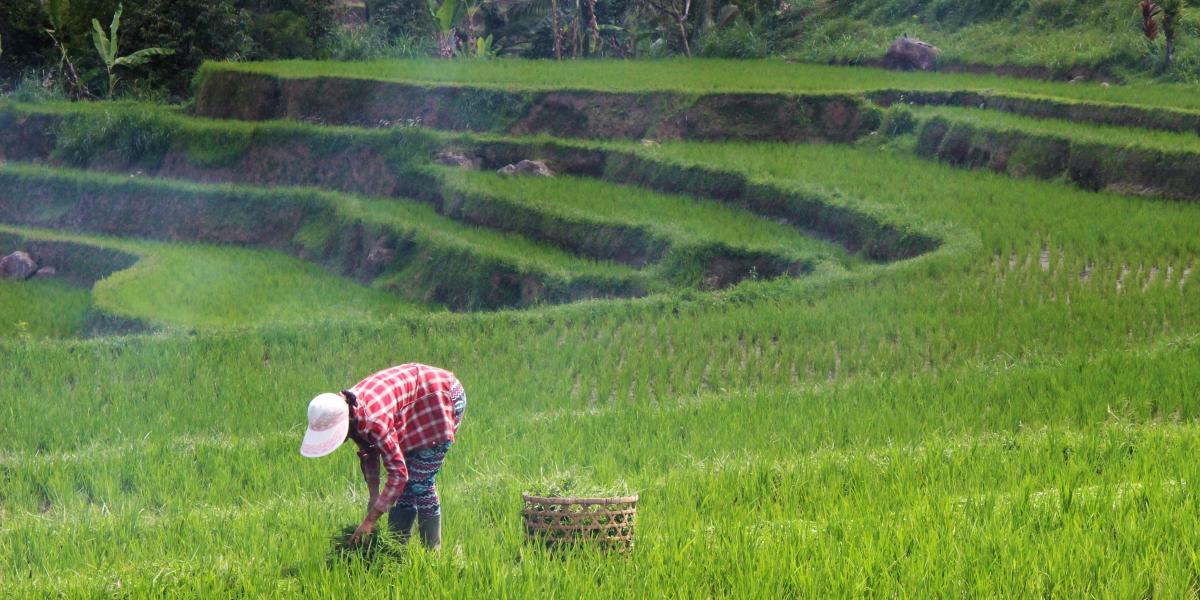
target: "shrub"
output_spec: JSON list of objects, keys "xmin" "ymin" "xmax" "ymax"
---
[
  {"xmin": 55, "ymin": 109, "xmax": 176, "ymax": 168},
  {"xmin": 367, "ymin": 0, "xmax": 436, "ymax": 37},
  {"xmin": 0, "ymin": 0, "xmax": 50, "ymax": 81},
  {"xmin": 322, "ymin": 22, "xmax": 435, "ymax": 60},
  {"xmin": 1027, "ymin": 0, "xmax": 1078, "ymax": 27},
  {"xmin": 250, "ymin": 11, "xmax": 317, "ymax": 59},
  {"xmin": 698, "ymin": 23, "xmax": 769, "ymax": 58},
  {"xmin": 2, "ymin": 71, "xmax": 67, "ymax": 103},
  {"xmin": 880, "ymin": 105, "xmax": 917, "ymax": 137}
]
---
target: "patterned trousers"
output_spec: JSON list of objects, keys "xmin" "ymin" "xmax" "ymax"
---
[{"xmin": 391, "ymin": 388, "xmax": 466, "ymax": 517}]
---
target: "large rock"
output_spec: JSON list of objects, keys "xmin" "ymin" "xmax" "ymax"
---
[
  {"xmin": 497, "ymin": 159, "xmax": 554, "ymax": 177},
  {"xmin": 883, "ymin": 36, "xmax": 940, "ymax": 71},
  {"xmin": 0, "ymin": 251, "xmax": 38, "ymax": 281}
]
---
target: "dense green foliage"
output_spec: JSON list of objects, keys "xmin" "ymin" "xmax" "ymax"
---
[
  {"xmin": 4, "ymin": 60, "xmax": 1200, "ymax": 595},
  {"xmin": 791, "ymin": 0, "xmax": 1200, "ymax": 80},
  {"xmin": 0, "ymin": 0, "xmax": 335, "ymax": 98}
]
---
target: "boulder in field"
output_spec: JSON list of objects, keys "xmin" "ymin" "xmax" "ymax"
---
[
  {"xmin": 35, "ymin": 266, "xmax": 58, "ymax": 278},
  {"xmin": 434, "ymin": 151, "xmax": 482, "ymax": 170},
  {"xmin": 883, "ymin": 36, "xmax": 940, "ymax": 71},
  {"xmin": 497, "ymin": 159, "xmax": 554, "ymax": 177},
  {"xmin": 0, "ymin": 251, "xmax": 38, "ymax": 281}
]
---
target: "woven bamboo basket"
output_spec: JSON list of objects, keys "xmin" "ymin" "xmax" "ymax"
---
[{"xmin": 522, "ymin": 493, "xmax": 639, "ymax": 552}]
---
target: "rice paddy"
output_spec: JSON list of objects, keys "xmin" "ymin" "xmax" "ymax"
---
[{"xmin": 2, "ymin": 59, "xmax": 1200, "ymax": 597}]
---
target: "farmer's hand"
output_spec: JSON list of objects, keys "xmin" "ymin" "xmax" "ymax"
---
[{"xmin": 348, "ymin": 521, "xmax": 375, "ymax": 546}]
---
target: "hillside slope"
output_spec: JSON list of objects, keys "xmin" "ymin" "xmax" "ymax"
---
[{"xmin": 789, "ymin": 0, "xmax": 1200, "ymax": 81}]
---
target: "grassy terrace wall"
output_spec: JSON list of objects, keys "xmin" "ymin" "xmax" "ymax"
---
[
  {"xmin": 873, "ymin": 90, "xmax": 1200, "ymax": 136},
  {"xmin": 0, "ymin": 166, "xmax": 645, "ymax": 311},
  {"xmin": 0, "ymin": 102, "xmax": 936, "ymax": 292},
  {"xmin": 915, "ymin": 116, "xmax": 1200, "ymax": 201},
  {"xmin": 467, "ymin": 139, "xmax": 936, "ymax": 262},
  {"xmin": 193, "ymin": 70, "xmax": 879, "ymax": 143},
  {"xmin": 194, "ymin": 61, "xmax": 1200, "ymax": 140}
]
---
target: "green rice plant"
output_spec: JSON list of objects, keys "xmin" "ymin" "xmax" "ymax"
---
[{"xmin": 0, "ymin": 279, "xmax": 92, "ymax": 339}]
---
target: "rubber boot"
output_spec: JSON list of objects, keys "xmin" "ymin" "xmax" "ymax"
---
[
  {"xmin": 388, "ymin": 505, "xmax": 417, "ymax": 544},
  {"xmin": 417, "ymin": 512, "xmax": 442, "ymax": 551}
]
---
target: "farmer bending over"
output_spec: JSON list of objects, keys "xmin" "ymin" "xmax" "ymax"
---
[{"xmin": 300, "ymin": 363, "xmax": 467, "ymax": 550}]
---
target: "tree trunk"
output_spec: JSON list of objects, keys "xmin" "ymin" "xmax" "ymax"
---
[
  {"xmin": 552, "ymin": 0, "xmax": 562, "ymax": 60},
  {"xmin": 466, "ymin": 10, "xmax": 477, "ymax": 55},
  {"xmin": 573, "ymin": 0, "xmax": 582, "ymax": 58},
  {"xmin": 587, "ymin": 0, "xmax": 600, "ymax": 54},
  {"xmin": 677, "ymin": 19, "xmax": 690, "ymax": 57}
]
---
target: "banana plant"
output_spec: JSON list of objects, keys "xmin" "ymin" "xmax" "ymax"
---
[
  {"xmin": 474, "ymin": 34, "xmax": 495, "ymax": 58},
  {"xmin": 91, "ymin": 4, "xmax": 174, "ymax": 99},
  {"xmin": 429, "ymin": 0, "xmax": 465, "ymax": 58}
]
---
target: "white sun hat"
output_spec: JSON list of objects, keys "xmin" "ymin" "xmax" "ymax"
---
[{"xmin": 300, "ymin": 393, "xmax": 350, "ymax": 458}]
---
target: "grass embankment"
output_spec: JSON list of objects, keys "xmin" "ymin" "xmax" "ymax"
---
[
  {"xmin": 198, "ymin": 59, "xmax": 1200, "ymax": 110},
  {"xmin": 0, "ymin": 163, "xmax": 647, "ymax": 311},
  {"xmin": 905, "ymin": 105, "xmax": 1200, "ymax": 200},
  {"xmin": 0, "ymin": 101, "xmax": 890, "ymax": 289},
  {"xmin": 449, "ymin": 133, "xmax": 941, "ymax": 261},
  {"xmin": 915, "ymin": 105, "xmax": 1200, "ymax": 153},
  {"xmin": 193, "ymin": 65, "xmax": 879, "ymax": 142},
  {"xmin": 434, "ymin": 167, "xmax": 857, "ymax": 281}
]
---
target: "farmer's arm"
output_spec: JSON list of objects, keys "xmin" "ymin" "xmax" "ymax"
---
[
  {"xmin": 350, "ymin": 431, "xmax": 408, "ymax": 542},
  {"xmin": 356, "ymin": 446, "xmax": 381, "ymax": 505}
]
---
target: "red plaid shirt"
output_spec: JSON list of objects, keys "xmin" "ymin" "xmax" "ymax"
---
[{"xmin": 350, "ymin": 364, "xmax": 463, "ymax": 514}]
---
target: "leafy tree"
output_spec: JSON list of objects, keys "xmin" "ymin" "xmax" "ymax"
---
[
  {"xmin": 0, "ymin": 1, "xmax": 49, "ymax": 79},
  {"xmin": 90, "ymin": 4, "xmax": 174, "ymax": 98},
  {"xmin": 250, "ymin": 10, "xmax": 316, "ymax": 58}
]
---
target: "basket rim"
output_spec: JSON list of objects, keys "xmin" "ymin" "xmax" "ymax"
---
[{"xmin": 522, "ymin": 493, "xmax": 639, "ymax": 505}]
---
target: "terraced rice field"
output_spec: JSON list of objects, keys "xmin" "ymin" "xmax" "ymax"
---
[{"xmin": 3, "ymin": 60, "xmax": 1200, "ymax": 596}]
